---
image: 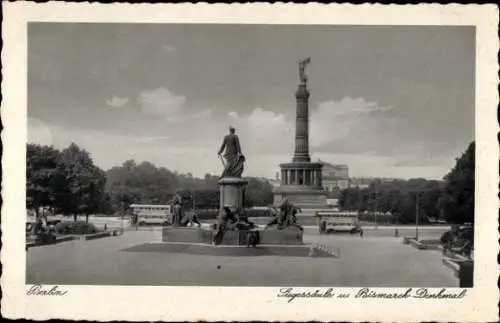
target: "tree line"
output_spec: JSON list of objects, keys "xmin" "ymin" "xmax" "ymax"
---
[
  {"xmin": 27, "ymin": 141, "xmax": 473, "ymax": 225},
  {"xmin": 26, "ymin": 143, "xmax": 274, "ymax": 220},
  {"xmin": 338, "ymin": 142, "xmax": 475, "ymax": 225}
]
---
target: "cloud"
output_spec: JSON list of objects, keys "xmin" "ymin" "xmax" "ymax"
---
[
  {"xmin": 137, "ymin": 87, "xmax": 212, "ymax": 125},
  {"xmin": 27, "ymin": 98, "xmax": 459, "ymax": 181},
  {"xmin": 28, "ymin": 118, "xmax": 54, "ymax": 145},
  {"xmin": 135, "ymin": 136, "xmax": 172, "ymax": 143},
  {"xmin": 310, "ymin": 97, "xmax": 411, "ymax": 156},
  {"xmin": 192, "ymin": 109, "xmax": 212, "ymax": 119},
  {"xmin": 310, "ymin": 97, "xmax": 396, "ymax": 148},
  {"xmin": 228, "ymin": 111, "xmax": 239, "ymax": 119},
  {"xmin": 28, "ymin": 118, "xmax": 174, "ymax": 147},
  {"xmin": 227, "ymin": 107, "xmax": 294, "ymax": 156},
  {"xmin": 105, "ymin": 96, "xmax": 129, "ymax": 108},
  {"xmin": 27, "ymin": 114, "xmax": 456, "ymax": 180},
  {"xmin": 27, "ymin": 118, "xmax": 222, "ymax": 176},
  {"xmin": 138, "ymin": 87, "xmax": 187, "ymax": 119},
  {"xmin": 161, "ymin": 44, "xmax": 175, "ymax": 53},
  {"xmin": 247, "ymin": 107, "xmax": 289, "ymax": 129}
]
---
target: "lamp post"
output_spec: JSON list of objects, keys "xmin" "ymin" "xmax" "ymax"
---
[
  {"xmin": 191, "ymin": 189, "xmax": 196, "ymax": 227},
  {"xmin": 120, "ymin": 179, "xmax": 125, "ymax": 235},
  {"xmin": 120, "ymin": 198, "xmax": 124, "ymax": 235},
  {"xmin": 374, "ymin": 182, "xmax": 378, "ymax": 229},
  {"xmin": 415, "ymin": 192, "xmax": 420, "ymax": 241},
  {"xmin": 192, "ymin": 189, "xmax": 196, "ymax": 211}
]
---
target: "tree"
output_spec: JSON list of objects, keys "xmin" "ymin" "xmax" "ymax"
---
[
  {"xmin": 244, "ymin": 178, "xmax": 274, "ymax": 207},
  {"xmin": 103, "ymin": 160, "xmax": 274, "ymax": 211},
  {"xmin": 338, "ymin": 178, "xmax": 446, "ymax": 224},
  {"xmin": 194, "ymin": 189, "xmax": 219, "ymax": 209},
  {"xmin": 26, "ymin": 144, "xmax": 60, "ymax": 218},
  {"xmin": 442, "ymin": 141, "xmax": 475, "ymax": 224},
  {"xmin": 81, "ymin": 166, "xmax": 107, "ymax": 223},
  {"xmin": 105, "ymin": 161, "xmax": 178, "ymax": 213},
  {"xmin": 52, "ymin": 143, "xmax": 106, "ymax": 221}
]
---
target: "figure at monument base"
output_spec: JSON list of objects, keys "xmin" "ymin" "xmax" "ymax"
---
[
  {"xmin": 213, "ymin": 205, "xmax": 257, "ymax": 246},
  {"xmin": 170, "ymin": 190, "xmax": 184, "ymax": 227},
  {"xmin": 265, "ymin": 198, "xmax": 304, "ymax": 231}
]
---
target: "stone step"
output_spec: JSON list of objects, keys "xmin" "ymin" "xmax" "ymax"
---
[
  {"xmin": 259, "ymin": 228, "xmax": 303, "ymax": 245},
  {"xmin": 162, "ymin": 227, "xmax": 213, "ymax": 244},
  {"xmin": 162, "ymin": 227, "xmax": 304, "ymax": 245}
]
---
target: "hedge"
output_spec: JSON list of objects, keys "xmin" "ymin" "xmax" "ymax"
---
[{"xmin": 55, "ymin": 221, "xmax": 100, "ymax": 235}]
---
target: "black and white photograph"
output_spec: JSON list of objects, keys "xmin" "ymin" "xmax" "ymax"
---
[{"xmin": 2, "ymin": 3, "xmax": 498, "ymax": 322}]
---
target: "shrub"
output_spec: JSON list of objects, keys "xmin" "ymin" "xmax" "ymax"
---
[{"xmin": 55, "ymin": 221, "xmax": 99, "ymax": 235}]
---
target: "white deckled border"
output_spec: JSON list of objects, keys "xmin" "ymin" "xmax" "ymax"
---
[{"xmin": 1, "ymin": 3, "xmax": 499, "ymax": 322}]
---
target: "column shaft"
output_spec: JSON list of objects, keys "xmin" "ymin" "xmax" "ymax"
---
[{"xmin": 316, "ymin": 169, "xmax": 321, "ymax": 188}]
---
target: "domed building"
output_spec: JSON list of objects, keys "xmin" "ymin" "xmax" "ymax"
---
[{"xmin": 318, "ymin": 160, "xmax": 349, "ymax": 193}]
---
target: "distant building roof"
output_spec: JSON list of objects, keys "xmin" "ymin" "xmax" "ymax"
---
[{"xmin": 317, "ymin": 159, "xmax": 348, "ymax": 169}]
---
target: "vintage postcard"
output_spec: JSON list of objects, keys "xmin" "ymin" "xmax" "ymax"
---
[{"xmin": 1, "ymin": 2, "xmax": 499, "ymax": 322}]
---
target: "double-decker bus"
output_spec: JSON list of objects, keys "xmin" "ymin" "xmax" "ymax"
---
[
  {"xmin": 130, "ymin": 204, "xmax": 172, "ymax": 226},
  {"xmin": 316, "ymin": 211, "xmax": 361, "ymax": 234}
]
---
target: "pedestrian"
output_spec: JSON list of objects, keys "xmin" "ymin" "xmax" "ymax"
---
[{"xmin": 319, "ymin": 219, "xmax": 326, "ymax": 234}]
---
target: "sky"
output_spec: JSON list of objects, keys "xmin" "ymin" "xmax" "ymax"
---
[{"xmin": 28, "ymin": 23, "xmax": 475, "ymax": 179}]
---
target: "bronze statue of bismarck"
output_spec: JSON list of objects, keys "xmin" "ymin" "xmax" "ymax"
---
[{"xmin": 217, "ymin": 126, "xmax": 245, "ymax": 178}]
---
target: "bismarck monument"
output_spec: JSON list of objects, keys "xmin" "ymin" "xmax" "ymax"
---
[
  {"xmin": 217, "ymin": 126, "xmax": 248, "ymax": 217},
  {"xmin": 163, "ymin": 125, "xmax": 305, "ymax": 246},
  {"xmin": 274, "ymin": 58, "xmax": 328, "ymax": 210}
]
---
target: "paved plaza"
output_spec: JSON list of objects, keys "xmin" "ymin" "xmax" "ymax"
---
[{"xmin": 26, "ymin": 228, "xmax": 457, "ymax": 287}]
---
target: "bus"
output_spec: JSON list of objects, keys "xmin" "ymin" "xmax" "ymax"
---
[
  {"xmin": 130, "ymin": 204, "xmax": 172, "ymax": 226},
  {"xmin": 316, "ymin": 211, "xmax": 361, "ymax": 234}
]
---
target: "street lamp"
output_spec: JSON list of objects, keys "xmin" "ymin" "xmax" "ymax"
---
[
  {"xmin": 415, "ymin": 191, "xmax": 420, "ymax": 241},
  {"xmin": 192, "ymin": 189, "xmax": 196, "ymax": 211},
  {"xmin": 120, "ymin": 179, "xmax": 125, "ymax": 235},
  {"xmin": 120, "ymin": 198, "xmax": 124, "ymax": 235},
  {"xmin": 374, "ymin": 183, "xmax": 378, "ymax": 229}
]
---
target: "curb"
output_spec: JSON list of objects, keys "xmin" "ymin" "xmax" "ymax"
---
[
  {"xmin": 408, "ymin": 238, "xmax": 441, "ymax": 250},
  {"xmin": 27, "ymin": 232, "xmax": 114, "ymax": 248},
  {"xmin": 408, "ymin": 238, "xmax": 426, "ymax": 249},
  {"xmin": 26, "ymin": 235, "xmax": 77, "ymax": 248},
  {"xmin": 83, "ymin": 232, "xmax": 111, "ymax": 240}
]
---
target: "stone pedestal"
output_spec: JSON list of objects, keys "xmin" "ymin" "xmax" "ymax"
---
[
  {"xmin": 218, "ymin": 177, "xmax": 248, "ymax": 214},
  {"xmin": 162, "ymin": 227, "xmax": 304, "ymax": 245},
  {"xmin": 162, "ymin": 227, "xmax": 213, "ymax": 244},
  {"xmin": 273, "ymin": 183, "xmax": 327, "ymax": 209},
  {"xmin": 260, "ymin": 227, "xmax": 303, "ymax": 245}
]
